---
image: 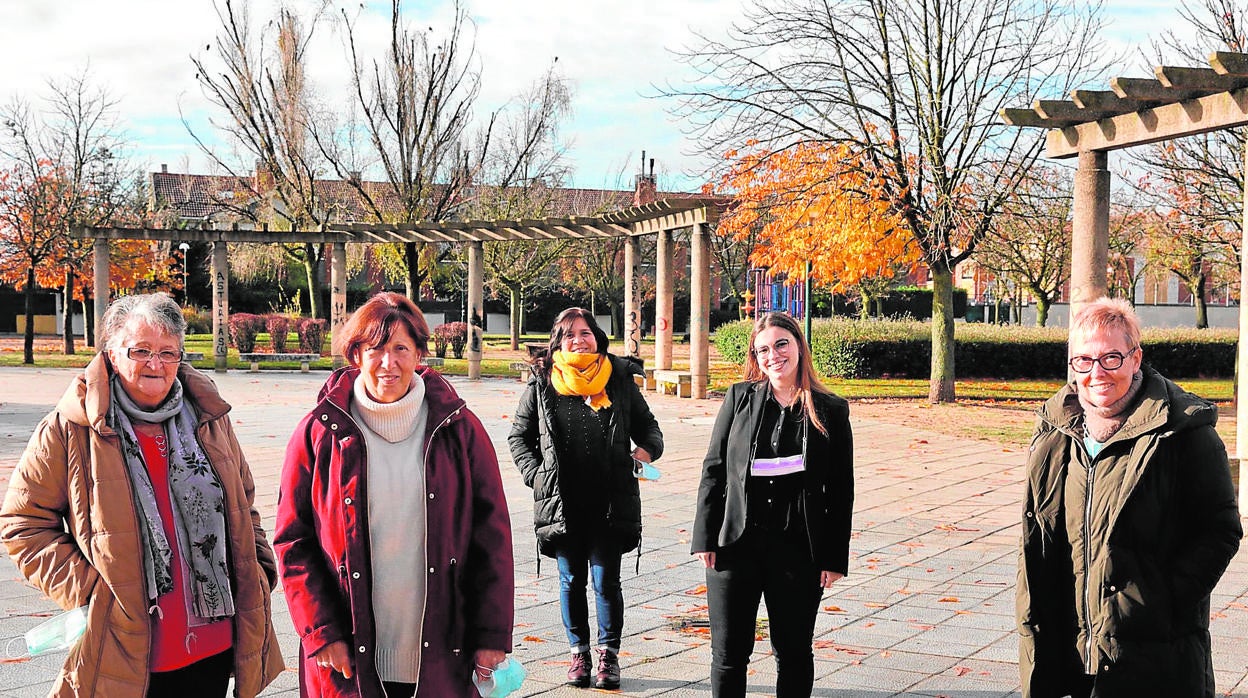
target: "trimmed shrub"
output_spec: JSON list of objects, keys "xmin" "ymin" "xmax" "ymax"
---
[
  {"xmin": 297, "ymin": 318, "xmax": 328, "ymax": 355},
  {"xmin": 228, "ymin": 313, "xmax": 264, "ymax": 353},
  {"xmin": 433, "ymin": 321, "xmax": 469, "ymax": 359},
  {"xmin": 182, "ymin": 306, "xmax": 213, "ymax": 335},
  {"xmin": 265, "ymin": 315, "xmax": 290, "ymax": 353},
  {"xmin": 713, "ymin": 317, "xmax": 1236, "ymax": 379}
]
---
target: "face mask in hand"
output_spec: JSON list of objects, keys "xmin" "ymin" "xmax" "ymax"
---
[
  {"xmin": 6, "ymin": 607, "xmax": 88, "ymax": 659},
  {"xmin": 473, "ymin": 656, "xmax": 527, "ymax": 698},
  {"xmin": 632, "ymin": 457, "xmax": 661, "ymax": 481}
]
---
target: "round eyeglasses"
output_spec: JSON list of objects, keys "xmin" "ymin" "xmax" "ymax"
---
[{"xmin": 1068, "ymin": 347, "xmax": 1137, "ymax": 374}]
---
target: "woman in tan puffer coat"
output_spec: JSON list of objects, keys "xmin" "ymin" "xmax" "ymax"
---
[{"xmin": 1, "ymin": 294, "xmax": 283, "ymax": 697}]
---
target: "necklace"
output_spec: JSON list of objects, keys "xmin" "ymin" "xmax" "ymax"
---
[
  {"xmin": 153, "ymin": 433, "xmax": 168, "ymax": 457},
  {"xmin": 772, "ymin": 384, "xmax": 797, "ymax": 407}
]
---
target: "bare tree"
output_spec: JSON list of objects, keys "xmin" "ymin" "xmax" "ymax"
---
[
  {"xmin": 317, "ymin": 0, "xmax": 485, "ymax": 299},
  {"xmin": 664, "ymin": 0, "xmax": 1104, "ymax": 401},
  {"xmin": 191, "ymin": 0, "xmax": 339, "ymax": 318},
  {"xmin": 976, "ymin": 165, "xmax": 1073, "ymax": 326}
]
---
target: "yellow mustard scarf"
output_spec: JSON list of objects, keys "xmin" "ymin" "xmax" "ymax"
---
[{"xmin": 551, "ymin": 351, "xmax": 613, "ymax": 411}]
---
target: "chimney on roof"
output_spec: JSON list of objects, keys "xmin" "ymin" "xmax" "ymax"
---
[
  {"xmin": 161, "ymin": 163, "xmax": 168, "ymax": 173},
  {"xmin": 634, "ymin": 150, "xmax": 657, "ymax": 206}
]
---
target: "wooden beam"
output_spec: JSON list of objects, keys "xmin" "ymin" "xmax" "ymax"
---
[
  {"xmin": 1072, "ymin": 89, "xmax": 1158, "ymax": 113},
  {"xmin": 1155, "ymin": 65, "xmax": 1248, "ymax": 92},
  {"xmin": 1210, "ymin": 51, "xmax": 1248, "ymax": 76},
  {"xmin": 1034, "ymin": 99, "xmax": 1120, "ymax": 122},
  {"xmin": 1047, "ymin": 86, "xmax": 1248, "ymax": 158},
  {"xmin": 1000, "ymin": 108, "xmax": 1074, "ymax": 128},
  {"xmin": 1111, "ymin": 76, "xmax": 1207, "ymax": 102}
]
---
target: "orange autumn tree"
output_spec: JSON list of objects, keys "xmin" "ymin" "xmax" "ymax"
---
[
  {"xmin": 0, "ymin": 161, "xmax": 70, "ymax": 364},
  {"xmin": 714, "ymin": 142, "xmax": 918, "ymax": 315}
]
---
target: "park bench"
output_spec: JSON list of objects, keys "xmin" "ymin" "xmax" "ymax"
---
[
  {"xmin": 183, "ymin": 352, "xmax": 205, "ymax": 362},
  {"xmin": 421, "ymin": 357, "xmax": 445, "ymax": 367},
  {"xmin": 510, "ymin": 361, "xmax": 533, "ymax": 382},
  {"xmin": 633, "ymin": 367, "xmax": 656, "ymax": 390},
  {"xmin": 653, "ymin": 369, "xmax": 693, "ymax": 398},
  {"xmin": 238, "ymin": 352, "xmax": 320, "ymax": 373}
]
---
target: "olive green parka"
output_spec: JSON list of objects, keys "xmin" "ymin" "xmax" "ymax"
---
[{"xmin": 1017, "ymin": 366, "xmax": 1241, "ymax": 697}]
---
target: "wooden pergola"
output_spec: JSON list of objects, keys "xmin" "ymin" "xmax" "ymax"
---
[
  {"xmin": 80, "ymin": 196, "xmax": 725, "ymax": 397},
  {"xmin": 1002, "ymin": 50, "xmax": 1248, "ymax": 508}
]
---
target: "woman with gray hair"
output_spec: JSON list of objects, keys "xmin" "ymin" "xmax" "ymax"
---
[
  {"xmin": 1, "ymin": 293, "xmax": 283, "ymax": 697},
  {"xmin": 1017, "ymin": 297, "xmax": 1241, "ymax": 697}
]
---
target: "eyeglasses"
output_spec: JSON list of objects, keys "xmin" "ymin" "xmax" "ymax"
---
[
  {"xmin": 125, "ymin": 347, "xmax": 187, "ymax": 365},
  {"xmin": 1068, "ymin": 347, "xmax": 1137, "ymax": 374},
  {"xmin": 752, "ymin": 337, "xmax": 793, "ymax": 360}
]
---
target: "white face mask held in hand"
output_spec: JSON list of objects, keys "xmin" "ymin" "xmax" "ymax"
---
[
  {"xmin": 473, "ymin": 656, "xmax": 527, "ymax": 698},
  {"xmin": 5, "ymin": 607, "xmax": 88, "ymax": 660}
]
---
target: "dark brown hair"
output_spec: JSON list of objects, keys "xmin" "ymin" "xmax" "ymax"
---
[
  {"xmin": 538, "ymin": 307, "xmax": 609, "ymax": 375},
  {"xmin": 334, "ymin": 292, "xmax": 430, "ymax": 366},
  {"xmin": 743, "ymin": 312, "xmax": 831, "ymax": 435}
]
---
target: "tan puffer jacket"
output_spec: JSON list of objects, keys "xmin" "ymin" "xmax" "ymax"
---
[{"xmin": 0, "ymin": 355, "xmax": 284, "ymax": 696}]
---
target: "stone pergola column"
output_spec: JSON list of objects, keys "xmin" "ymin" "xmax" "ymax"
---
[
  {"xmin": 211, "ymin": 241, "xmax": 230, "ymax": 373},
  {"xmin": 92, "ymin": 239, "xmax": 109, "ymax": 344},
  {"xmin": 690, "ymin": 222, "xmax": 710, "ymax": 399},
  {"xmin": 467, "ymin": 240, "xmax": 484, "ymax": 380},
  {"xmin": 654, "ymin": 229, "xmax": 674, "ymax": 370},
  {"xmin": 1237, "ymin": 144, "xmax": 1248, "ymax": 511},
  {"xmin": 623, "ymin": 234, "xmax": 641, "ymax": 358},
  {"xmin": 330, "ymin": 242, "xmax": 347, "ymax": 369},
  {"xmin": 1070, "ymin": 150, "xmax": 1110, "ymax": 315}
]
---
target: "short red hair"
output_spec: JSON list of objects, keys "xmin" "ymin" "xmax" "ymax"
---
[{"xmin": 335, "ymin": 292, "xmax": 430, "ymax": 366}]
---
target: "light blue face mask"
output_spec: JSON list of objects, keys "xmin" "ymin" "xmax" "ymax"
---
[
  {"xmin": 472, "ymin": 656, "xmax": 527, "ymax": 698},
  {"xmin": 632, "ymin": 458, "xmax": 661, "ymax": 481},
  {"xmin": 6, "ymin": 607, "xmax": 88, "ymax": 659}
]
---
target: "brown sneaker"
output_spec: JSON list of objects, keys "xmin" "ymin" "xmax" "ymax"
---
[
  {"xmin": 567, "ymin": 651, "xmax": 591, "ymax": 687},
  {"xmin": 595, "ymin": 647, "xmax": 620, "ymax": 690}
]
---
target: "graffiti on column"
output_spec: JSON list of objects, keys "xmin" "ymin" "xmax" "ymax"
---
[
  {"xmin": 214, "ymin": 269, "xmax": 228, "ymax": 358},
  {"xmin": 470, "ymin": 309, "xmax": 483, "ymax": 353}
]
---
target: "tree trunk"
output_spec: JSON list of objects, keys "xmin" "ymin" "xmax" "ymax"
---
[
  {"xmin": 303, "ymin": 243, "xmax": 322, "ymax": 319},
  {"xmin": 859, "ymin": 291, "xmax": 872, "ymax": 319},
  {"xmin": 404, "ymin": 242, "xmax": 425, "ymax": 301},
  {"xmin": 83, "ymin": 296, "xmax": 95, "ymax": 347},
  {"xmin": 23, "ymin": 267, "xmax": 36, "ymax": 365},
  {"xmin": 1034, "ymin": 293, "xmax": 1051, "ymax": 327},
  {"xmin": 928, "ymin": 264, "xmax": 956, "ymax": 403},
  {"xmin": 1194, "ymin": 273, "xmax": 1208, "ymax": 329},
  {"xmin": 509, "ymin": 286, "xmax": 522, "ymax": 350},
  {"xmin": 62, "ymin": 269, "xmax": 75, "ymax": 355},
  {"xmin": 607, "ymin": 298, "xmax": 623, "ymax": 340}
]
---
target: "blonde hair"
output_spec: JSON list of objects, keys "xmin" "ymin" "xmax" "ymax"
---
[
  {"xmin": 1069, "ymin": 297, "xmax": 1141, "ymax": 353},
  {"xmin": 743, "ymin": 312, "xmax": 832, "ymax": 435}
]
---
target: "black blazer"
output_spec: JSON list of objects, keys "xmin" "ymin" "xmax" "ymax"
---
[{"xmin": 691, "ymin": 381, "xmax": 854, "ymax": 574}]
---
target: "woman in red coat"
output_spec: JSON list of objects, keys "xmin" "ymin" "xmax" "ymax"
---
[{"xmin": 275, "ymin": 293, "xmax": 514, "ymax": 697}]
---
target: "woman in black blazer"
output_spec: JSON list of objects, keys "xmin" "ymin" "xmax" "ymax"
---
[{"xmin": 691, "ymin": 312, "xmax": 854, "ymax": 698}]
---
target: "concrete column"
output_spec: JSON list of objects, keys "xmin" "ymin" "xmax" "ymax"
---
[
  {"xmin": 654, "ymin": 229, "xmax": 674, "ymax": 370},
  {"xmin": 92, "ymin": 239, "xmax": 109, "ymax": 343},
  {"xmin": 1237, "ymin": 143, "xmax": 1248, "ymax": 512},
  {"xmin": 690, "ymin": 222, "xmax": 710, "ymax": 399},
  {"xmin": 1070, "ymin": 150, "xmax": 1110, "ymax": 314},
  {"xmin": 623, "ymin": 234, "xmax": 641, "ymax": 358},
  {"xmin": 467, "ymin": 241, "xmax": 484, "ymax": 380},
  {"xmin": 330, "ymin": 242, "xmax": 347, "ymax": 369},
  {"xmin": 211, "ymin": 242, "xmax": 230, "ymax": 373}
]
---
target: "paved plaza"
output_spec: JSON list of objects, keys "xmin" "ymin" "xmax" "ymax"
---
[{"xmin": 1, "ymin": 366, "xmax": 1247, "ymax": 697}]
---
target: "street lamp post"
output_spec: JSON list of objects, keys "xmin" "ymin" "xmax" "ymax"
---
[{"xmin": 179, "ymin": 242, "xmax": 190, "ymax": 304}]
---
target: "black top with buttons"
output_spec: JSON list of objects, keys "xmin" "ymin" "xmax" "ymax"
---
[
  {"xmin": 746, "ymin": 390, "xmax": 806, "ymax": 538},
  {"xmin": 552, "ymin": 394, "xmax": 613, "ymax": 533}
]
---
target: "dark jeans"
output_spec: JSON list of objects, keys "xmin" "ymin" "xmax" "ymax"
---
[
  {"xmin": 383, "ymin": 682, "xmax": 416, "ymax": 698},
  {"xmin": 147, "ymin": 649, "xmax": 233, "ymax": 698},
  {"xmin": 555, "ymin": 536, "xmax": 623, "ymax": 652},
  {"xmin": 706, "ymin": 527, "xmax": 824, "ymax": 698}
]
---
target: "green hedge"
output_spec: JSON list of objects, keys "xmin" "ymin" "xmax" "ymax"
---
[{"xmin": 711, "ymin": 319, "xmax": 1236, "ymax": 379}]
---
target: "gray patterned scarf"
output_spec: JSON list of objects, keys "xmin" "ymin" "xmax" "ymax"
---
[
  {"xmin": 108, "ymin": 375, "xmax": 235, "ymax": 620},
  {"xmin": 1079, "ymin": 370, "xmax": 1145, "ymax": 443}
]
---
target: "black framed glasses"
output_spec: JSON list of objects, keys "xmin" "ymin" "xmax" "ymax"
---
[
  {"xmin": 1068, "ymin": 347, "xmax": 1137, "ymax": 374},
  {"xmin": 125, "ymin": 347, "xmax": 187, "ymax": 365}
]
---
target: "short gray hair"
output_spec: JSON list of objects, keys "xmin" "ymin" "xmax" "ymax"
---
[
  {"xmin": 99, "ymin": 293, "xmax": 187, "ymax": 352},
  {"xmin": 1069, "ymin": 297, "xmax": 1141, "ymax": 352}
]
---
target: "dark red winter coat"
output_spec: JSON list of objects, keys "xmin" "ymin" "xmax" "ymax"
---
[{"xmin": 275, "ymin": 366, "xmax": 513, "ymax": 698}]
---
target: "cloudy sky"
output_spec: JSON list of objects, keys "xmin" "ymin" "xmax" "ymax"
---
[{"xmin": 0, "ymin": 0, "xmax": 1193, "ymax": 192}]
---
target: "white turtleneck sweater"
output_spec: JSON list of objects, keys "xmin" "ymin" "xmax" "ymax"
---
[{"xmin": 350, "ymin": 373, "xmax": 429, "ymax": 685}]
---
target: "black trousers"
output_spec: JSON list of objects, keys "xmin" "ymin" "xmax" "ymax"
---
[
  {"xmin": 383, "ymin": 682, "xmax": 416, "ymax": 698},
  {"xmin": 705, "ymin": 527, "xmax": 824, "ymax": 698},
  {"xmin": 147, "ymin": 649, "xmax": 233, "ymax": 698}
]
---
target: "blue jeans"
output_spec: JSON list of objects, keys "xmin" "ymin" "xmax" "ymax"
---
[{"xmin": 555, "ymin": 536, "xmax": 623, "ymax": 652}]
